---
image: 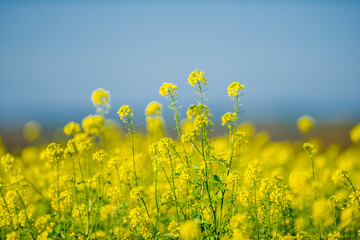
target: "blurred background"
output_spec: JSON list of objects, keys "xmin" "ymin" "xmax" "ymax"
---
[{"xmin": 1, "ymin": 0, "xmax": 360, "ymax": 148}]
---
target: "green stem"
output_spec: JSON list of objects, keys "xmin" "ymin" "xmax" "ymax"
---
[
  {"xmin": 70, "ymin": 154, "xmax": 85, "ymax": 233},
  {"xmin": 170, "ymin": 94, "xmax": 190, "ymax": 165},
  {"xmin": 198, "ymin": 82, "xmax": 218, "ymax": 236},
  {"xmin": 57, "ymin": 158, "xmax": 61, "ymax": 223},
  {"xmin": 76, "ymin": 154, "xmax": 89, "ymax": 236},
  {"xmin": 153, "ymin": 154, "xmax": 160, "ymax": 238},
  {"xmin": 345, "ymin": 176, "xmax": 360, "ymax": 207},
  {"xmin": 127, "ymin": 117, "xmax": 138, "ymax": 187}
]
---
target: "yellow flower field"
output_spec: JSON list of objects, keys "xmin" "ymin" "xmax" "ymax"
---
[{"xmin": 1, "ymin": 70, "xmax": 360, "ymax": 239}]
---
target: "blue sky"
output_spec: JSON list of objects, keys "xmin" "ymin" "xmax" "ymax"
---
[{"xmin": 1, "ymin": 1, "xmax": 360, "ymax": 127}]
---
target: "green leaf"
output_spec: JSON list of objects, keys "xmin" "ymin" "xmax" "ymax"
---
[{"xmin": 213, "ymin": 174, "xmax": 221, "ymax": 183}]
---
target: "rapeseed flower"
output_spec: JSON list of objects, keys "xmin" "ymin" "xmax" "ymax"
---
[
  {"xmin": 188, "ymin": 69, "xmax": 207, "ymax": 86},
  {"xmin": 145, "ymin": 101, "xmax": 162, "ymax": 116},
  {"xmin": 63, "ymin": 121, "xmax": 81, "ymax": 136},
  {"xmin": 227, "ymin": 81, "xmax": 244, "ymax": 97},
  {"xmin": 91, "ymin": 88, "xmax": 110, "ymax": 107},
  {"xmin": 159, "ymin": 82, "xmax": 177, "ymax": 96},
  {"xmin": 117, "ymin": 105, "xmax": 134, "ymax": 122},
  {"xmin": 297, "ymin": 115, "xmax": 315, "ymax": 134}
]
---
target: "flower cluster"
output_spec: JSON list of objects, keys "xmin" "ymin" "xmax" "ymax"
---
[
  {"xmin": 227, "ymin": 81, "xmax": 244, "ymax": 97},
  {"xmin": 117, "ymin": 105, "xmax": 134, "ymax": 122},
  {"xmin": 188, "ymin": 69, "xmax": 207, "ymax": 86},
  {"xmin": 159, "ymin": 82, "xmax": 177, "ymax": 96}
]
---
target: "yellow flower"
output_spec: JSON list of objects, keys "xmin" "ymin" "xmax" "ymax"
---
[
  {"xmin": 194, "ymin": 114, "xmax": 212, "ymax": 131},
  {"xmin": 38, "ymin": 231, "xmax": 49, "ymax": 240},
  {"xmin": 82, "ymin": 115, "xmax": 104, "ymax": 136},
  {"xmin": 332, "ymin": 169, "xmax": 351, "ymax": 184},
  {"xmin": 350, "ymin": 123, "xmax": 360, "ymax": 143},
  {"xmin": 168, "ymin": 220, "xmax": 180, "ymax": 238},
  {"xmin": 63, "ymin": 121, "xmax": 81, "ymax": 136},
  {"xmin": 93, "ymin": 149, "xmax": 107, "ymax": 163},
  {"xmin": 244, "ymin": 165, "xmax": 262, "ymax": 185},
  {"xmin": 188, "ymin": 69, "xmax": 207, "ymax": 86},
  {"xmin": 35, "ymin": 215, "xmax": 51, "ymax": 233},
  {"xmin": 6, "ymin": 232, "xmax": 20, "ymax": 240},
  {"xmin": 327, "ymin": 195, "xmax": 344, "ymax": 209},
  {"xmin": 91, "ymin": 88, "xmax": 110, "ymax": 107},
  {"xmin": 46, "ymin": 142, "xmax": 63, "ymax": 163},
  {"xmin": 303, "ymin": 142, "xmax": 316, "ymax": 155},
  {"xmin": 130, "ymin": 186, "xmax": 147, "ymax": 202},
  {"xmin": 107, "ymin": 156, "xmax": 122, "ymax": 169},
  {"xmin": 145, "ymin": 101, "xmax": 162, "ymax": 116},
  {"xmin": 72, "ymin": 204, "xmax": 86, "ymax": 220},
  {"xmin": 159, "ymin": 82, "xmax": 178, "ymax": 96},
  {"xmin": 1, "ymin": 153, "xmax": 15, "ymax": 173},
  {"xmin": 327, "ymin": 231, "xmax": 341, "ymax": 240},
  {"xmin": 297, "ymin": 115, "xmax": 315, "ymax": 134},
  {"xmin": 117, "ymin": 105, "xmax": 134, "ymax": 122},
  {"xmin": 221, "ymin": 112, "xmax": 237, "ymax": 128},
  {"xmin": 107, "ymin": 186, "xmax": 122, "ymax": 205},
  {"xmin": 186, "ymin": 104, "xmax": 212, "ymax": 120},
  {"xmin": 227, "ymin": 82, "xmax": 244, "ymax": 97}
]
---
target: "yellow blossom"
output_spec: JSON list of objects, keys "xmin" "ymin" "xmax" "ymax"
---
[
  {"xmin": 145, "ymin": 101, "xmax": 162, "ymax": 116},
  {"xmin": 221, "ymin": 112, "xmax": 237, "ymax": 128},
  {"xmin": 63, "ymin": 121, "xmax": 81, "ymax": 136},
  {"xmin": 159, "ymin": 82, "xmax": 178, "ymax": 96},
  {"xmin": 117, "ymin": 105, "xmax": 134, "ymax": 122},
  {"xmin": 93, "ymin": 149, "xmax": 107, "ymax": 163},
  {"xmin": 46, "ymin": 142, "xmax": 63, "ymax": 164},
  {"xmin": 91, "ymin": 88, "xmax": 110, "ymax": 107},
  {"xmin": 82, "ymin": 114, "xmax": 104, "ymax": 136},
  {"xmin": 1, "ymin": 153, "xmax": 15, "ymax": 173},
  {"xmin": 227, "ymin": 82, "xmax": 244, "ymax": 97},
  {"xmin": 297, "ymin": 115, "xmax": 315, "ymax": 134},
  {"xmin": 107, "ymin": 186, "xmax": 122, "ymax": 205},
  {"xmin": 303, "ymin": 142, "xmax": 316, "ymax": 155},
  {"xmin": 188, "ymin": 69, "xmax": 207, "ymax": 86}
]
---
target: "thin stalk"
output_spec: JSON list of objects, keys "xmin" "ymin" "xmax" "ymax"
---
[
  {"xmin": 170, "ymin": 93, "xmax": 189, "ymax": 165},
  {"xmin": 70, "ymin": 154, "xmax": 85, "ymax": 233},
  {"xmin": 198, "ymin": 82, "xmax": 218, "ymax": 237},
  {"xmin": 310, "ymin": 154, "xmax": 315, "ymax": 181},
  {"xmin": 76, "ymin": 154, "xmax": 90, "ymax": 236},
  {"xmin": 345, "ymin": 176, "xmax": 360, "ymax": 207},
  {"xmin": 219, "ymin": 95, "xmax": 240, "ymax": 234},
  {"xmin": 57, "ymin": 158, "xmax": 61, "ymax": 223},
  {"xmin": 161, "ymin": 165, "xmax": 185, "ymax": 219},
  {"xmin": 127, "ymin": 117, "xmax": 138, "ymax": 187},
  {"xmin": 153, "ymin": 154, "xmax": 160, "ymax": 238}
]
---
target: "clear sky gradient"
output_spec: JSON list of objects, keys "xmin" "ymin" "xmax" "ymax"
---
[{"xmin": 1, "ymin": 0, "xmax": 360, "ymax": 127}]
